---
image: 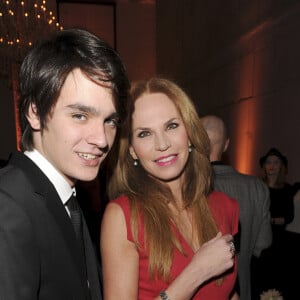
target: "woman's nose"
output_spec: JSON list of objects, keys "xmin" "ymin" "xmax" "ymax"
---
[{"xmin": 154, "ymin": 132, "xmax": 171, "ymax": 151}]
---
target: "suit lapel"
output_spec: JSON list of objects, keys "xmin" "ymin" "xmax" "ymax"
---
[
  {"xmin": 82, "ymin": 215, "xmax": 102, "ymax": 300},
  {"xmin": 9, "ymin": 152, "xmax": 90, "ymax": 285},
  {"xmin": 9, "ymin": 152, "xmax": 102, "ymax": 299}
]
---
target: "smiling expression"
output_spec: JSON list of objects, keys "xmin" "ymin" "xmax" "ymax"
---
[
  {"xmin": 27, "ymin": 68, "xmax": 118, "ymax": 186},
  {"xmin": 129, "ymin": 92, "xmax": 190, "ymax": 186}
]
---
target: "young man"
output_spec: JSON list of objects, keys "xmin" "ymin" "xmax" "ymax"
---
[{"xmin": 0, "ymin": 28, "xmax": 129, "ymax": 299}]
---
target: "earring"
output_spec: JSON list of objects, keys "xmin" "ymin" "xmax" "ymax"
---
[
  {"xmin": 133, "ymin": 160, "xmax": 138, "ymax": 166},
  {"xmin": 188, "ymin": 146, "xmax": 192, "ymax": 153}
]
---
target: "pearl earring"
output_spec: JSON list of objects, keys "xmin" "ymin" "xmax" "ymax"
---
[
  {"xmin": 133, "ymin": 160, "xmax": 138, "ymax": 166},
  {"xmin": 188, "ymin": 146, "xmax": 192, "ymax": 153}
]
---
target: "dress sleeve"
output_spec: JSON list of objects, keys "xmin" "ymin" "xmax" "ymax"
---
[
  {"xmin": 208, "ymin": 191, "xmax": 240, "ymax": 236},
  {"xmin": 112, "ymin": 195, "xmax": 134, "ymax": 242}
]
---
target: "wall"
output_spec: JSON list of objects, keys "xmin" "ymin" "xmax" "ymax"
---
[
  {"xmin": 1, "ymin": 0, "xmax": 300, "ymax": 183},
  {"xmin": 0, "ymin": 0, "xmax": 156, "ymax": 160},
  {"xmin": 0, "ymin": 81, "xmax": 16, "ymax": 161},
  {"xmin": 57, "ymin": 0, "xmax": 156, "ymax": 81},
  {"xmin": 156, "ymin": 0, "xmax": 300, "ymax": 183}
]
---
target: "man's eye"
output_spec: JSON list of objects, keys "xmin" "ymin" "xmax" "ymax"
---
[
  {"xmin": 72, "ymin": 113, "xmax": 86, "ymax": 120},
  {"xmin": 137, "ymin": 131, "xmax": 150, "ymax": 138},
  {"xmin": 105, "ymin": 117, "xmax": 119, "ymax": 127}
]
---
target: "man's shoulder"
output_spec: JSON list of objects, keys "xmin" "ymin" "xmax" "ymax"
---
[
  {"xmin": 214, "ymin": 164, "xmax": 265, "ymax": 184},
  {"xmin": 209, "ymin": 190, "xmax": 239, "ymax": 207}
]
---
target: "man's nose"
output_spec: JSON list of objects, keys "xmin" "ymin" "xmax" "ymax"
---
[{"xmin": 87, "ymin": 124, "xmax": 109, "ymax": 151}]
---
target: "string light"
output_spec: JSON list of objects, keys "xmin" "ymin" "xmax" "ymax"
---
[{"xmin": 0, "ymin": 0, "xmax": 64, "ymax": 88}]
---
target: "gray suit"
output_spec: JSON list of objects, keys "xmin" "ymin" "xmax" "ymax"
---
[{"xmin": 212, "ymin": 164, "xmax": 272, "ymax": 300}]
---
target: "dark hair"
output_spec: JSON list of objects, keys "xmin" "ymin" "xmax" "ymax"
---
[
  {"xmin": 259, "ymin": 147, "xmax": 288, "ymax": 168},
  {"xmin": 18, "ymin": 28, "xmax": 130, "ymax": 151}
]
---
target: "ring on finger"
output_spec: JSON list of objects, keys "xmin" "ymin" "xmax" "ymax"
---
[{"xmin": 228, "ymin": 240, "xmax": 235, "ymax": 256}]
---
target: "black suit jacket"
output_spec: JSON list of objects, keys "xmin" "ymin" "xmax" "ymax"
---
[{"xmin": 0, "ymin": 152, "xmax": 102, "ymax": 300}]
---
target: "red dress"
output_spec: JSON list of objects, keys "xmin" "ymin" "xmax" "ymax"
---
[{"xmin": 113, "ymin": 191, "xmax": 239, "ymax": 300}]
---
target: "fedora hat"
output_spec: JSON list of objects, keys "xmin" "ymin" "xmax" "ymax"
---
[{"xmin": 259, "ymin": 148, "xmax": 288, "ymax": 168}]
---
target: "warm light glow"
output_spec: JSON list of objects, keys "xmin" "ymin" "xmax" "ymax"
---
[
  {"xmin": 0, "ymin": 0, "xmax": 63, "ymax": 84},
  {"xmin": 0, "ymin": 0, "xmax": 64, "ymax": 151}
]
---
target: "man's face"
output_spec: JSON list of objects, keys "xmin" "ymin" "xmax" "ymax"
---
[{"xmin": 28, "ymin": 68, "xmax": 118, "ymax": 186}]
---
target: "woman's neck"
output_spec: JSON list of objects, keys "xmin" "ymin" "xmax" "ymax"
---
[{"xmin": 268, "ymin": 174, "xmax": 278, "ymax": 187}]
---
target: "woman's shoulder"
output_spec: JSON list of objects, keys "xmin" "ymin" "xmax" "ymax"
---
[
  {"xmin": 208, "ymin": 190, "xmax": 239, "ymax": 208},
  {"xmin": 208, "ymin": 191, "xmax": 240, "ymax": 235},
  {"xmin": 110, "ymin": 194, "xmax": 129, "ymax": 204}
]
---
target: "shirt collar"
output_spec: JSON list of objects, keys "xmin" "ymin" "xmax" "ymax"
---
[{"xmin": 24, "ymin": 149, "xmax": 74, "ymax": 205}]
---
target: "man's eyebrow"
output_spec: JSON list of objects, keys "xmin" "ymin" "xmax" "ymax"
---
[
  {"xmin": 67, "ymin": 103, "xmax": 119, "ymax": 119},
  {"xmin": 66, "ymin": 103, "xmax": 99, "ymax": 115}
]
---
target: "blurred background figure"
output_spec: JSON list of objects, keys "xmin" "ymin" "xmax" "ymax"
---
[
  {"xmin": 252, "ymin": 148, "xmax": 295, "ymax": 299},
  {"xmin": 0, "ymin": 159, "xmax": 7, "ymax": 168},
  {"xmin": 200, "ymin": 115, "xmax": 272, "ymax": 300},
  {"xmin": 285, "ymin": 182, "xmax": 300, "ymax": 299}
]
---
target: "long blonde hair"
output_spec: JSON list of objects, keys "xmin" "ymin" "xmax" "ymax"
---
[{"xmin": 108, "ymin": 77, "xmax": 218, "ymax": 281}]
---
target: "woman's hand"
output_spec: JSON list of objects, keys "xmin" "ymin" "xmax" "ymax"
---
[
  {"xmin": 190, "ymin": 232, "xmax": 235, "ymax": 283},
  {"xmin": 157, "ymin": 232, "xmax": 235, "ymax": 300}
]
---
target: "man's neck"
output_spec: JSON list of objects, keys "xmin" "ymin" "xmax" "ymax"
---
[{"xmin": 211, "ymin": 161, "xmax": 223, "ymax": 165}]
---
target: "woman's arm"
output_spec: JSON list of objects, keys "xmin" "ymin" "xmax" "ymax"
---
[
  {"xmin": 100, "ymin": 202, "xmax": 139, "ymax": 299},
  {"xmin": 153, "ymin": 232, "xmax": 235, "ymax": 300},
  {"xmin": 101, "ymin": 203, "xmax": 235, "ymax": 300}
]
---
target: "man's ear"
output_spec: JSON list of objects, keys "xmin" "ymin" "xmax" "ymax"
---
[
  {"xmin": 129, "ymin": 146, "xmax": 138, "ymax": 160},
  {"xmin": 223, "ymin": 138, "xmax": 230, "ymax": 152},
  {"xmin": 26, "ymin": 103, "xmax": 41, "ymax": 130}
]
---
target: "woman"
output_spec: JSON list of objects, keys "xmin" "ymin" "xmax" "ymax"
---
[
  {"xmin": 253, "ymin": 148, "xmax": 295, "ymax": 298},
  {"xmin": 100, "ymin": 78, "xmax": 239, "ymax": 299},
  {"xmin": 260, "ymin": 148, "xmax": 294, "ymax": 229}
]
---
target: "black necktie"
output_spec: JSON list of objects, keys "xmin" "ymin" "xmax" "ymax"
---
[{"xmin": 67, "ymin": 195, "xmax": 88, "ymax": 283}]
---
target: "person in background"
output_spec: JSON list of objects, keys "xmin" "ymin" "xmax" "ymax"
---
[
  {"xmin": 284, "ymin": 182, "xmax": 300, "ymax": 299},
  {"xmin": 200, "ymin": 115, "xmax": 272, "ymax": 300},
  {"xmin": 0, "ymin": 28, "xmax": 129, "ymax": 299},
  {"xmin": 0, "ymin": 159, "xmax": 7, "ymax": 167},
  {"xmin": 101, "ymin": 77, "xmax": 239, "ymax": 300},
  {"xmin": 256, "ymin": 148, "xmax": 295, "ymax": 299}
]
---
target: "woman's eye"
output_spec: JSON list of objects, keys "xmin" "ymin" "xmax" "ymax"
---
[{"xmin": 167, "ymin": 122, "xmax": 179, "ymax": 130}]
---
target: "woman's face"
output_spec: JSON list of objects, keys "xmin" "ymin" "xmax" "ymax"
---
[
  {"xmin": 129, "ymin": 92, "xmax": 190, "ymax": 184},
  {"xmin": 264, "ymin": 155, "xmax": 282, "ymax": 177}
]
